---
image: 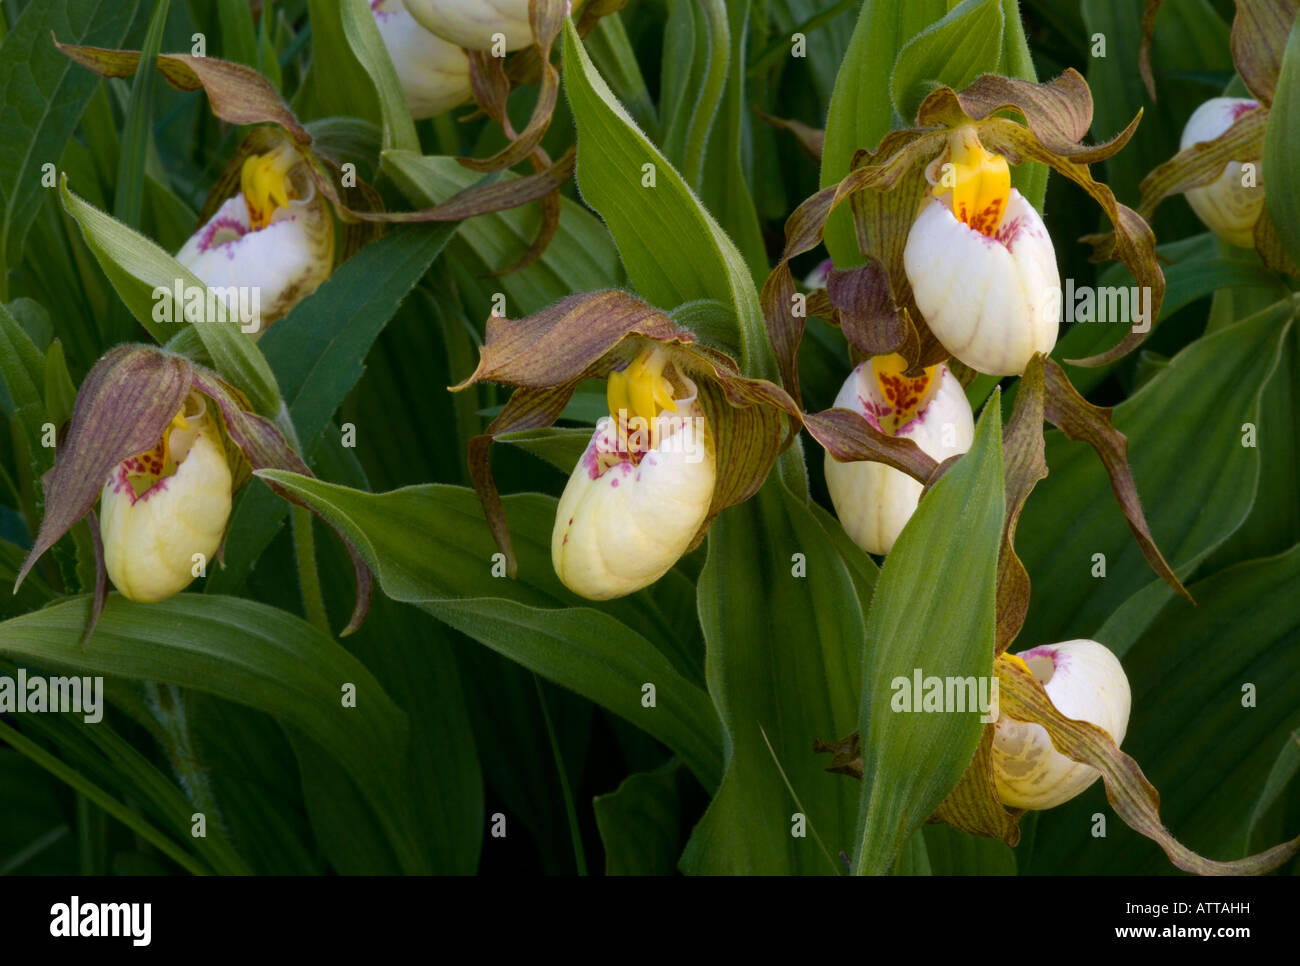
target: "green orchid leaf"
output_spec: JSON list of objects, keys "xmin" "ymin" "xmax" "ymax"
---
[
  {"xmin": 889, "ymin": 0, "xmax": 1004, "ymax": 123},
  {"xmin": 57, "ymin": 177, "xmax": 281, "ymax": 417},
  {"xmin": 0, "ymin": 593, "xmax": 427, "ymax": 871},
  {"xmin": 0, "ymin": 0, "xmax": 139, "ymax": 282},
  {"xmin": 680, "ymin": 477, "xmax": 877, "ymax": 875},
  {"xmin": 852, "ymin": 392, "xmax": 1004, "ymax": 875},
  {"xmin": 563, "ymin": 17, "xmax": 776, "ymax": 383},
  {"xmin": 249, "ymin": 472, "xmax": 725, "ymax": 789},
  {"xmin": 594, "ymin": 759, "xmax": 684, "ymax": 875}
]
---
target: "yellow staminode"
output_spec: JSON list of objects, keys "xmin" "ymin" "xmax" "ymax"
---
[
  {"xmin": 607, "ymin": 346, "xmax": 678, "ymax": 450},
  {"xmin": 241, "ymin": 144, "xmax": 300, "ymax": 230},
  {"xmin": 936, "ymin": 125, "xmax": 1010, "ymax": 236},
  {"xmin": 871, "ymin": 353, "xmax": 938, "ymax": 436}
]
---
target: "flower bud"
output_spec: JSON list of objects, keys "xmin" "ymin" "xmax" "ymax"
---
[
  {"xmin": 824, "ymin": 355, "xmax": 974, "ymax": 555},
  {"xmin": 992, "ymin": 639, "xmax": 1132, "ymax": 810},
  {"xmin": 552, "ymin": 347, "xmax": 716, "ymax": 600},
  {"xmin": 403, "ymin": 0, "xmax": 533, "ymax": 52},
  {"xmin": 904, "ymin": 127, "xmax": 1060, "ymax": 376},
  {"xmin": 372, "ymin": 0, "xmax": 472, "ymax": 119},
  {"xmin": 100, "ymin": 392, "xmax": 233, "ymax": 602},
  {"xmin": 1179, "ymin": 97, "xmax": 1264, "ymax": 248},
  {"xmin": 175, "ymin": 143, "xmax": 333, "ymax": 332}
]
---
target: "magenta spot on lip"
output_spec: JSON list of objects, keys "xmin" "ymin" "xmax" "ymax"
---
[
  {"xmin": 610, "ymin": 478, "xmax": 619, "ymax": 487},
  {"xmin": 1230, "ymin": 100, "xmax": 1259, "ymax": 120},
  {"xmin": 856, "ymin": 394, "xmax": 886, "ymax": 433},
  {"xmin": 993, "ymin": 215, "xmax": 1026, "ymax": 248},
  {"xmin": 1020, "ymin": 645, "xmax": 1063, "ymax": 670},
  {"xmin": 857, "ymin": 376, "xmax": 940, "ymax": 437},
  {"xmin": 199, "ymin": 216, "xmax": 250, "ymax": 257},
  {"xmin": 110, "ymin": 464, "xmax": 171, "ymax": 506}
]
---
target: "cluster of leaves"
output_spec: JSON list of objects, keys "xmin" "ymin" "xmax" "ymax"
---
[{"xmin": 0, "ymin": 0, "xmax": 1297, "ymax": 876}]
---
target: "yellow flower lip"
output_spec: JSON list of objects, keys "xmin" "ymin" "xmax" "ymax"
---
[
  {"xmin": 935, "ymin": 125, "xmax": 1010, "ymax": 237},
  {"xmin": 870, "ymin": 353, "xmax": 938, "ymax": 436},
  {"xmin": 241, "ymin": 143, "xmax": 301, "ymax": 230}
]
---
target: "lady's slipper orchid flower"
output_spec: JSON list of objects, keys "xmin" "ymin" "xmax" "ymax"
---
[
  {"xmin": 403, "ymin": 0, "xmax": 535, "ymax": 52},
  {"xmin": 13, "ymin": 346, "xmax": 374, "ymax": 639},
  {"xmin": 372, "ymin": 0, "xmax": 473, "ymax": 119},
  {"xmin": 1178, "ymin": 97, "xmax": 1265, "ymax": 248},
  {"xmin": 992, "ymin": 639, "xmax": 1131, "ymax": 810},
  {"xmin": 452, "ymin": 290, "xmax": 801, "ymax": 598},
  {"xmin": 765, "ymin": 71, "xmax": 1162, "ymax": 381},
  {"xmin": 903, "ymin": 126, "xmax": 1061, "ymax": 377},
  {"xmin": 175, "ymin": 141, "xmax": 334, "ymax": 333},
  {"xmin": 822, "ymin": 628, "xmax": 1299, "ymax": 874},
  {"xmin": 100, "ymin": 392, "xmax": 232, "ymax": 602},
  {"xmin": 552, "ymin": 347, "xmax": 717, "ymax": 600},
  {"xmin": 824, "ymin": 355, "xmax": 973, "ymax": 555}
]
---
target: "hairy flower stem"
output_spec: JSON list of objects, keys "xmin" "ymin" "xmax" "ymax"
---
[{"xmin": 144, "ymin": 682, "xmax": 224, "ymax": 835}]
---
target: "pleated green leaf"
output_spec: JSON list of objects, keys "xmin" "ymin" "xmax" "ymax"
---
[
  {"xmin": 563, "ymin": 17, "xmax": 775, "ymax": 381},
  {"xmin": 594, "ymin": 759, "xmax": 684, "ymax": 875},
  {"xmin": 209, "ymin": 221, "xmax": 456, "ymax": 596},
  {"xmin": 1263, "ymin": 11, "xmax": 1300, "ymax": 268},
  {"xmin": 853, "ymin": 393, "xmax": 1004, "ymax": 875},
  {"xmin": 0, "ymin": 0, "xmax": 140, "ymax": 282},
  {"xmin": 250, "ymin": 473, "xmax": 724, "ymax": 788},
  {"xmin": 680, "ymin": 478, "xmax": 878, "ymax": 875},
  {"xmin": 381, "ymin": 150, "xmax": 624, "ymax": 312},
  {"xmin": 57, "ymin": 178, "xmax": 281, "ymax": 416},
  {"xmin": 0, "ymin": 594, "xmax": 426, "ymax": 871},
  {"xmin": 889, "ymin": 0, "xmax": 1004, "ymax": 123}
]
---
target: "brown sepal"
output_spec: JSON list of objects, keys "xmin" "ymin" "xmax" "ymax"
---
[
  {"xmin": 995, "ymin": 354, "xmax": 1048, "ymax": 655},
  {"xmin": 1231, "ymin": 0, "xmax": 1300, "ymax": 108},
  {"xmin": 1041, "ymin": 359, "xmax": 1190, "ymax": 603},
  {"xmin": 54, "ymin": 38, "xmax": 310, "ymax": 143}
]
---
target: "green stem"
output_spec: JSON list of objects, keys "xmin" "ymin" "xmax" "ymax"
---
[
  {"xmin": 292, "ymin": 504, "xmax": 330, "ymax": 635},
  {"xmin": 75, "ymin": 793, "xmax": 99, "ymax": 875},
  {"xmin": 271, "ymin": 406, "xmax": 329, "ymax": 636},
  {"xmin": 681, "ymin": 0, "xmax": 730, "ymax": 192},
  {"xmin": 432, "ymin": 111, "xmax": 461, "ymax": 157},
  {"xmin": 533, "ymin": 675, "xmax": 587, "ymax": 875},
  {"xmin": 142, "ymin": 682, "xmax": 223, "ymax": 834}
]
